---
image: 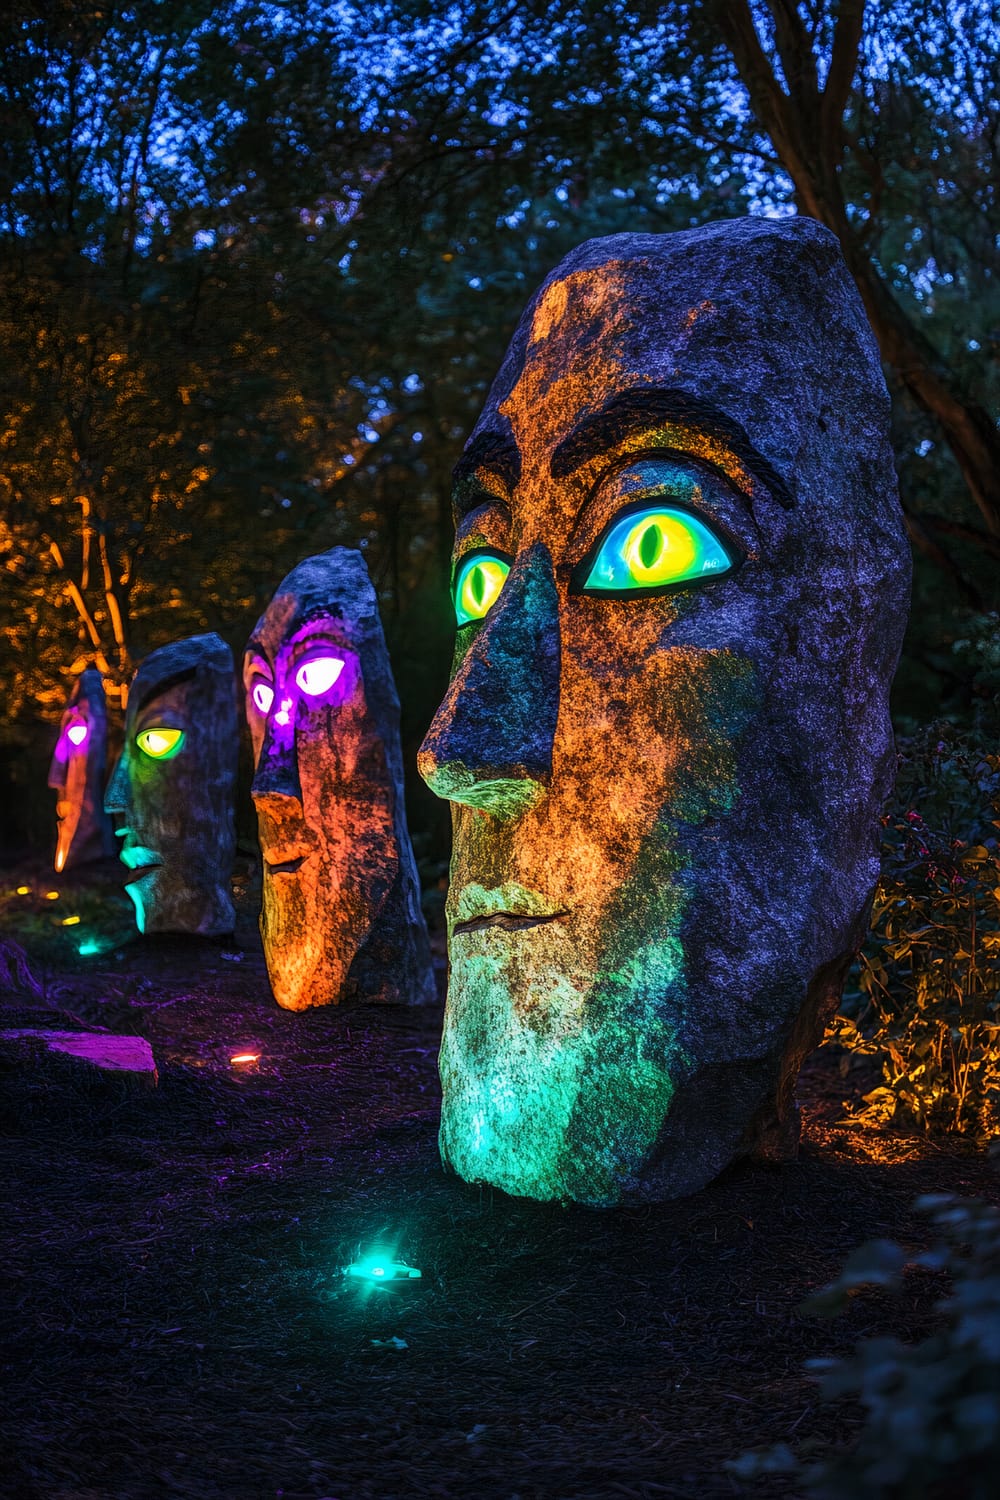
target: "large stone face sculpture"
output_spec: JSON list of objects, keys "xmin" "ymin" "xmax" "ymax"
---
[
  {"xmin": 48, "ymin": 668, "xmax": 115, "ymax": 871},
  {"xmin": 105, "ymin": 634, "xmax": 237, "ymax": 935},
  {"xmin": 418, "ymin": 216, "xmax": 911, "ymax": 1206},
  {"xmin": 244, "ymin": 547, "xmax": 435, "ymax": 1010}
]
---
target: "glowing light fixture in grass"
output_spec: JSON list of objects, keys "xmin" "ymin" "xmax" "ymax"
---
[
  {"xmin": 45, "ymin": 890, "xmax": 59, "ymax": 900},
  {"xmin": 16, "ymin": 886, "xmax": 29, "ymax": 895},
  {"xmin": 230, "ymin": 1052, "xmax": 260, "ymax": 1065},
  {"xmin": 77, "ymin": 940, "xmax": 101, "ymax": 956},
  {"xmin": 61, "ymin": 915, "xmax": 81, "ymax": 926},
  {"xmin": 346, "ymin": 1256, "xmax": 422, "ymax": 1285}
]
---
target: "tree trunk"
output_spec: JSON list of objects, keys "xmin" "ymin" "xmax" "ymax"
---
[{"xmin": 710, "ymin": 0, "xmax": 1000, "ymax": 538}]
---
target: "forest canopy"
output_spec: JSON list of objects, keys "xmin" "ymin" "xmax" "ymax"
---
[{"xmin": 1, "ymin": 0, "xmax": 997, "ymax": 763}]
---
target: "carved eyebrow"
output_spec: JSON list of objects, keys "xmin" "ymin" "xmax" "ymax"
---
[
  {"xmin": 135, "ymin": 667, "xmax": 197, "ymax": 713},
  {"xmin": 452, "ymin": 428, "xmax": 522, "ymax": 514},
  {"xmin": 550, "ymin": 388, "xmax": 795, "ymax": 510}
]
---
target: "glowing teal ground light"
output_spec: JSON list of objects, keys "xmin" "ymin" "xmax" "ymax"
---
[
  {"xmin": 345, "ymin": 1257, "xmax": 421, "ymax": 1285},
  {"xmin": 77, "ymin": 940, "xmax": 101, "ymax": 957}
]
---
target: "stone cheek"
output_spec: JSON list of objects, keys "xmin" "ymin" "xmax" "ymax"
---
[{"xmin": 439, "ymin": 640, "xmax": 760, "ymax": 1205}]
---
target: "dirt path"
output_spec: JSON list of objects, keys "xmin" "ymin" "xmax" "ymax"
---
[{"xmin": 1, "ymin": 863, "xmax": 995, "ymax": 1500}]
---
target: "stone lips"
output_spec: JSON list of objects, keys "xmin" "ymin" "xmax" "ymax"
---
[
  {"xmin": 245, "ymin": 546, "xmax": 435, "ymax": 1010},
  {"xmin": 105, "ymin": 633, "xmax": 238, "ymax": 936},
  {"xmin": 420, "ymin": 216, "xmax": 911, "ymax": 1205}
]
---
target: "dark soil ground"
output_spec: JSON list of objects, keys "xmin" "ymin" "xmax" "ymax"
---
[{"xmin": 1, "ymin": 859, "xmax": 996, "ymax": 1500}]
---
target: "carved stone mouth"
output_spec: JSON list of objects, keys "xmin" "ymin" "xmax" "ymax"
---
[
  {"xmin": 266, "ymin": 855, "xmax": 306, "ymax": 875},
  {"xmin": 452, "ymin": 910, "xmax": 567, "ymax": 936}
]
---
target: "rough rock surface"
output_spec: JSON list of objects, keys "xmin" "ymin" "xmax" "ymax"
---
[
  {"xmin": 419, "ymin": 216, "xmax": 911, "ymax": 1205},
  {"xmin": 105, "ymin": 634, "xmax": 238, "ymax": 936},
  {"xmin": 47, "ymin": 667, "xmax": 115, "ymax": 871},
  {"xmin": 0, "ymin": 1029, "xmax": 157, "ymax": 1085},
  {"xmin": 244, "ymin": 547, "xmax": 435, "ymax": 1009}
]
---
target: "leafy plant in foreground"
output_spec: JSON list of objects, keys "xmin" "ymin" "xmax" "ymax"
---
[{"xmin": 729, "ymin": 1193, "xmax": 1000, "ymax": 1499}]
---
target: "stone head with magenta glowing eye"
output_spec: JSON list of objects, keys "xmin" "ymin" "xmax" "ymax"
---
[
  {"xmin": 47, "ymin": 667, "xmax": 115, "ymax": 872},
  {"xmin": 418, "ymin": 217, "xmax": 911, "ymax": 1206},
  {"xmin": 104, "ymin": 633, "xmax": 238, "ymax": 936},
  {"xmin": 244, "ymin": 547, "xmax": 434, "ymax": 1011}
]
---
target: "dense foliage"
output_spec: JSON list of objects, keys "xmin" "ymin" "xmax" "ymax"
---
[
  {"xmin": 730, "ymin": 1192, "xmax": 1000, "ymax": 1499},
  {"xmin": 835, "ymin": 718, "xmax": 1000, "ymax": 1135},
  {"xmin": 0, "ymin": 1, "xmax": 997, "ymax": 837}
]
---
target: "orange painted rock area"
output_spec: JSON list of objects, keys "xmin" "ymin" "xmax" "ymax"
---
[{"xmin": 47, "ymin": 667, "xmax": 115, "ymax": 873}]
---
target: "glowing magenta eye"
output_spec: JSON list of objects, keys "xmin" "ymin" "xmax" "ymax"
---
[
  {"xmin": 295, "ymin": 655, "xmax": 345, "ymax": 697},
  {"xmin": 67, "ymin": 723, "xmax": 88, "ymax": 747},
  {"xmin": 252, "ymin": 681, "xmax": 274, "ymax": 714}
]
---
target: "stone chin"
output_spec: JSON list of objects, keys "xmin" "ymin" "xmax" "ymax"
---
[
  {"xmin": 126, "ymin": 867, "xmax": 235, "ymax": 937},
  {"xmin": 260, "ymin": 861, "xmax": 373, "ymax": 1011},
  {"xmin": 441, "ymin": 920, "xmax": 689, "ymax": 1206}
]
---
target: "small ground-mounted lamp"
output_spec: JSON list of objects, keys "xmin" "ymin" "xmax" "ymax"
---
[
  {"xmin": 345, "ymin": 1256, "xmax": 422, "ymax": 1286},
  {"xmin": 230, "ymin": 1052, "xmax": 261, "ymax": 1067}
]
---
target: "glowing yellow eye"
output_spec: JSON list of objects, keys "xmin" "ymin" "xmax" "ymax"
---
[
  {"xmin": 583, "ymin": 506, "xmax": 734, "ymax": 593},
  {"xmin": 136, "ymin": 727, "xmax": 184, "ymax": 759},
  {"xmin": 454, "ymin": 553, "xmax": 510, "ymax": 625}
]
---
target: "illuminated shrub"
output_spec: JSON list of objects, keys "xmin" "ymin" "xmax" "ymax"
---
[
  {"xmin": 730, "ymin": 1193, "xmax": 1000, "ymax": 1500},
  {"xmin": 834, "ymin": 727, "xmax": 1000, "ymax": 1135}
]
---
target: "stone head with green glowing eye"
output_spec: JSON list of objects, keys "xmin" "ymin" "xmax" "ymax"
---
[
  {"xmin": 105, "ymin": 633, "xmax": 238, "ymax": 937},
  {"xmin": 419, "ymin": 217, "xmax": 911, "ymax": 1207}
]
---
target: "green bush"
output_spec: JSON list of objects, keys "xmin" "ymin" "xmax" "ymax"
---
[
  {"xmin": 833, "ymin": 726, "xmax": 1000, "ymax": 1135},
  {"xmin": 728, "ymin": 1193, "xmax": 1000, "ymax": 1499}
]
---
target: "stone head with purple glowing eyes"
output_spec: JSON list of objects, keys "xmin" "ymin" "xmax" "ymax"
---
[
  {"xmin": 418, "ymin": 217, "xmax": 911, "ymax": 1206},
  {"xmin": 48, "ymin": 667, "xmax": 115, "ymax": 872},
  {"xmin": 105, "ymin": 633, "xmax": 238, "ymax": 936},
  {"xmin": 244, "ymin": 547, "xmax": 433, "ymax": 1011}
]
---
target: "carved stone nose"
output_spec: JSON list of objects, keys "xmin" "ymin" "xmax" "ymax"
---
[{"xmin": 417, "ymin": 542, "xmax": 560, "ymax": 819}]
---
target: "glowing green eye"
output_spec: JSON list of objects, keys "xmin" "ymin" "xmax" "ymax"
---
[
  {"xmin": 136, "ymin": 727, "xmax": 184, "ymax": 759},
  {"xmin": 581, "ymin": 506, "xmax": 734, "ymax": 594},
  {"xmin": 454, "ymin": 552, "xmax": 511, "ymax": 625}
]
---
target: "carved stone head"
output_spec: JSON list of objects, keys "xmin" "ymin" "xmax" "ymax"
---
[
  {"xmin": 418, "ymin": 217, "xmax": 911, "ymax": 1205},
  {"xmin": 47, "ymin": 667, "xmax": 114, "ymax": 871},
  {"xmin": 244, "ymin": 547, "xmax": 434, "ymax": 1010},
  {"xmin": 105, "ymin": 634, "xmax": 237, "ymax": 935}
]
